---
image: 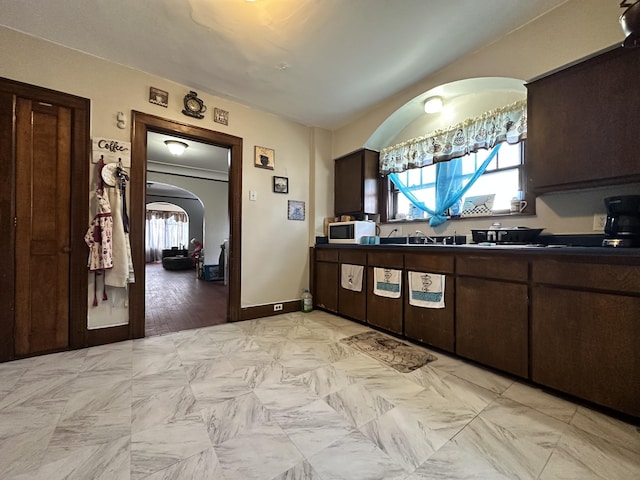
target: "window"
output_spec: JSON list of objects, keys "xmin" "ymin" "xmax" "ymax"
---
[{"xmin": 389, "ymin": 141, "xmax": 525, "ymax": 221}]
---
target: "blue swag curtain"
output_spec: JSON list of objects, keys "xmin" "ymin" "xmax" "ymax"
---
[{"xmin": 389, "ymin": 143, "xmax": 502, "ymax": 226}]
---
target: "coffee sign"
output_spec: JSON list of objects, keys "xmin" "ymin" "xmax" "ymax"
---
[{"xmin": 92, "ymin": 137, "xmax": 131, "ymax": 167}]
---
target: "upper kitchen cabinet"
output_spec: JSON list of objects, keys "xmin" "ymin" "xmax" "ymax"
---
[
  {"xmin": 526, "ymin": 46, "xmax": 640, "ymax": 193},
  {"xmin": 334, "ymin": 148, "xmax": 379, "ymax": 217}
]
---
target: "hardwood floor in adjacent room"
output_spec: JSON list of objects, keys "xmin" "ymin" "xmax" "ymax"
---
[{"xmin": 145, "ymin": 262, "xmax": 228, "ymax": 337}]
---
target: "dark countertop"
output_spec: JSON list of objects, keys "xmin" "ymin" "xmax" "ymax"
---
[{"xmin": 314, "ymin": 241, "xmax": 640, "ymax": 259}]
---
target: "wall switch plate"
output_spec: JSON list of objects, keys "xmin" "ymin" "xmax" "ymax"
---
[
  {"xmin": 593, "ymin": 213, "xmax": 606, "ymax": 231},
  {"xmin": 249, "ymin": 190, "xmax": 257, "ymax": 201},
  {"xmin": 273, "ymin": 303, "xmax": 283, "ymax": 311}
]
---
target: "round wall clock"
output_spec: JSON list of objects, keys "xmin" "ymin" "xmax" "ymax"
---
[{"xmin": 182, "ymin": 90, "xmax": 207, "ymax": 119}]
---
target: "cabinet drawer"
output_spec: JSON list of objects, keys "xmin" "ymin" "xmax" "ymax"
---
[
  {"xmin": 532, "ymin": 260, "xmax": 640, "ymax": 294},
  {"xmin": 367, "ymin": 251, "xmax": 404, "ymax": 269},
  {"xmin": 457, "ymin": 255, "xmax": 528, "ymax": 282},
  {"xmin": 405, "ymin": 252, "xmax": 453, "ymax": 274},
  {"xmin": 315, "ymin": 248, "xmax": 339, "ymax": 263},
  {"xmin": 340, "ymin": 249, "xmax": 366, "ymax": 265}
]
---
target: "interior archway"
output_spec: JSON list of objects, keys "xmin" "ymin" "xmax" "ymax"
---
[{"xmin": 366, "ymin": 77, "xmax": 527, "ymax": 151}]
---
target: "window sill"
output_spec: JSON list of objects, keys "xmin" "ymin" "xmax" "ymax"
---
[{"xmin": 386, "ymin": 210, "xmax": 535, "ymax": 224}]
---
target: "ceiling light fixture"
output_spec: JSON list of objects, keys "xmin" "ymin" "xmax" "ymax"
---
[
  {"xmin": 424, "ymin": 96, "xmax": 443, "ymax": 114},
  {"xmin": 164, "ymin": 140, "xmax": 188, "ymax": 156}
]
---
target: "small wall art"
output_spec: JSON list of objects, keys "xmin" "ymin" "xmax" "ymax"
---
[
  {"xmin": 273, "ymin": 176, "xmax": 288, "ymax": 194},
  {"xmin": 288, "ymin": 200, "xmax": 305, "ymax": 221},
  {"xmin": 149, "ymin": 87, "xmax": 168, "ymax": 108},
  {"xmin": 214, "ymin": 107, "xmax": 229, "ymax": 125},
  {"xmin": 255, "ymin": 146, "xmax": 275, "ymax": 170}
]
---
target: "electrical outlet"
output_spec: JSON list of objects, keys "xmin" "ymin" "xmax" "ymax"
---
[
  {"xmin": 273, "ymin": 303, "xmax": 283, "ymax": 311},
  {"xmin": 593, "ymin": 213, "xmax": 607, "ymax": 231}
]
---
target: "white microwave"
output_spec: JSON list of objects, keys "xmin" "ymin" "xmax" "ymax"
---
[{"xmin": 328, "ymin": 221, "xmax": 376, "ymax": 244}]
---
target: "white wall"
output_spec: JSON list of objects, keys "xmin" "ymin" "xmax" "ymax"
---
[{"xmin": 0, "ymin": 26, "xmax": 327, "ymax": 325}]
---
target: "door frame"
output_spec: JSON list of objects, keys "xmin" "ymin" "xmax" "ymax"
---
[
  {"xmin": 127, "ymin": 111, "xmax": 243, "ymax": 338},
  {"xmin": 0, "ymin": 77, "xmax": 90, "ymax": 361}
]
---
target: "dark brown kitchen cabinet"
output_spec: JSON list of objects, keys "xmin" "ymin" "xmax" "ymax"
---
[
  {"xmin": 338, "ymin": 249, "xmax": 367, "ymax": 322},
  {"xmin": 313, "ymin": 248, "xmax": 339, "ymax": 313},
  {"xmin": 526, "ymin": 46, "xmax": 640, "ymax": 193},
  {"xmin": 366, "ymin": 251, "xmax": 404, "ymax": 334},
  {"xmin": 404, "ymin": 252, "xmax": 455, "ymax": 352},
  {"xmin": 455, "ymin": 255, "xmax": 529, "ymax": 378},
  {"xmin": 531, "ymin": 258, "xmax": 640, "ymax": 417},
  {"xmin": 334, "ymin": 148, "xmax": 379, "ymax": 216}
]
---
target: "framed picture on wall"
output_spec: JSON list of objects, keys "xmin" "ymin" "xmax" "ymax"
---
[
  {"xmin": 254, "ymin": 146, "xmax": 275, "ymax": 169},
  {"xmin": 214, "ymin": 107, "xmax": 229, "ymax": 125},
  {"xmin": 288, "ymin": 200, "xmax": 305, "ymax": 221},
  {"xmin": 149, "ymin": 87, "xmax": 168, "ymax": 108},
  {"xmin": 273, "ymin": 176, "xmax": 288, "ymax": 194}
]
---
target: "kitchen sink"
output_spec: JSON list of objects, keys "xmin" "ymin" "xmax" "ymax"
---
[{"xmin": 380, "ymin": 235, "xmax": 467, "ymax": 246}]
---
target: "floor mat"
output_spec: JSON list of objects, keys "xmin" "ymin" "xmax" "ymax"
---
[{"xmin": 340, "ymin": 330, "xmax": 437, "ymax": 373}]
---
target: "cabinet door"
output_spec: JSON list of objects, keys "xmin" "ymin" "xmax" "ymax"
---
[
  {"xmin": 334, "ymin": 149, "xmax": 378, "ymax": 216},
  {"xmin": 367, "ymin": 251, "xmax": 404, "ymax": 334},
  {"xmin": 338, "ymin": 250, "xmax": 367, "ymax": 322},
  {"xmin": 456, "ymin": 277, "xmax": 528, "ymax": 378},
  {"xmin": 404, "ymin": 253, "xmax": 455, "ymax": 352},
  {"xmin": 526, "ymin": 46, "xmax": 640, "ymax": 192},
  {"xmin": 315, "ymin": 262, "xmax": 338, "ymax": 313},
  {"xmin": 531, "ymin": 286, "xmax": 640, "ymax": 417},
  {"xmin": 314, "ymin": 249, "xmax": 339, "ymax": 313}
]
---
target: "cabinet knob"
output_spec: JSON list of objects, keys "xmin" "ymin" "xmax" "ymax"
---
[{"xmin": 61, "ymin": 246, "xmax": 71, "ymax": 253}]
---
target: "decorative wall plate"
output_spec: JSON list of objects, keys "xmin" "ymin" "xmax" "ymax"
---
[{"xmin": 100, "ymin": 163, "xmax": 119, "ymax": 187}]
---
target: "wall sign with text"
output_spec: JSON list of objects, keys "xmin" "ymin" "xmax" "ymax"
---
[{"xmin": 92, "ymin": 137, "xmax": 131, "ymax": 167}]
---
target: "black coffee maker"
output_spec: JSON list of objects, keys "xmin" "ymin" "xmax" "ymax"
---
[{"xmin": 602, "ymin": 195, "xmax": 640, "ymax": 247}]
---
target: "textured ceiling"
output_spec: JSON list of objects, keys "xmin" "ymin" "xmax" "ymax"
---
[{"xmin": 0, "ymin": 0, "xmax": 568, "ymax": 129}]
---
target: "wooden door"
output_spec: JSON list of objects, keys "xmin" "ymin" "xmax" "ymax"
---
[{"xmin": 14, "ymin": 98, "xmax": 71, "ymax": 356}]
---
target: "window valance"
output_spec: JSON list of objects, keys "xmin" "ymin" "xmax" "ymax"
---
[
  {"xmin": 379, "ymin": 99, "xmax": 527, "ymax": 175},
  {"xmin": 146, "ymin": 210, "xmax": 187, "ymax": 223}
]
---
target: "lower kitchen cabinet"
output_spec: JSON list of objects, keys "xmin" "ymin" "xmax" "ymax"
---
[
  {"xmin": 313, "ymin": 248, "xmax": 338, "ymax": 313},
  {"xmin": 338, "ymin": 250, "xmax": 367, "ymax": 322},
  {"xmin": 532, "ymin": 287, "xmax": 640, "ymax": 417},
  {"xmin": 404, "ymin": 252, "xmax": 455, "ymax": 352},
  {"xmin": 531, "ymin": 258, "xmax": 640, "ymax": 417},
  {"xmin": 455, "ymin": 255, "xmax": 529, "ymax": 378},
  {"xmin": 367, "ymin": 251, "xmax": 404, "ymax": 334}
]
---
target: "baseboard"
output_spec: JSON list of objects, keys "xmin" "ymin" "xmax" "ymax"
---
[{"xmin": 240, "ymin": 300, "xmax": 300, "ymax": 321}]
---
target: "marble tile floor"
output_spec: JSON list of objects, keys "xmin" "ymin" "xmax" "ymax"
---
[{"xmin": 1, "ymin": 311, "xmax": 639, "ymax": 480}]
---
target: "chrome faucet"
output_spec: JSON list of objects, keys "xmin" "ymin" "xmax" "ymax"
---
[{"xmin": 415, "ymin": 230, "xmax": 437, "ymax": 244}]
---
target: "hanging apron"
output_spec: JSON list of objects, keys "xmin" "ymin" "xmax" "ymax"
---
[{"xmin": 85, "ymin": 160, "xmax": 114, "ymax": 306}]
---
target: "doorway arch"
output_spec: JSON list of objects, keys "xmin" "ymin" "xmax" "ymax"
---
[{"xmin": 129, "ymin": 111, "xmax": 243, "ymax": 338}]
